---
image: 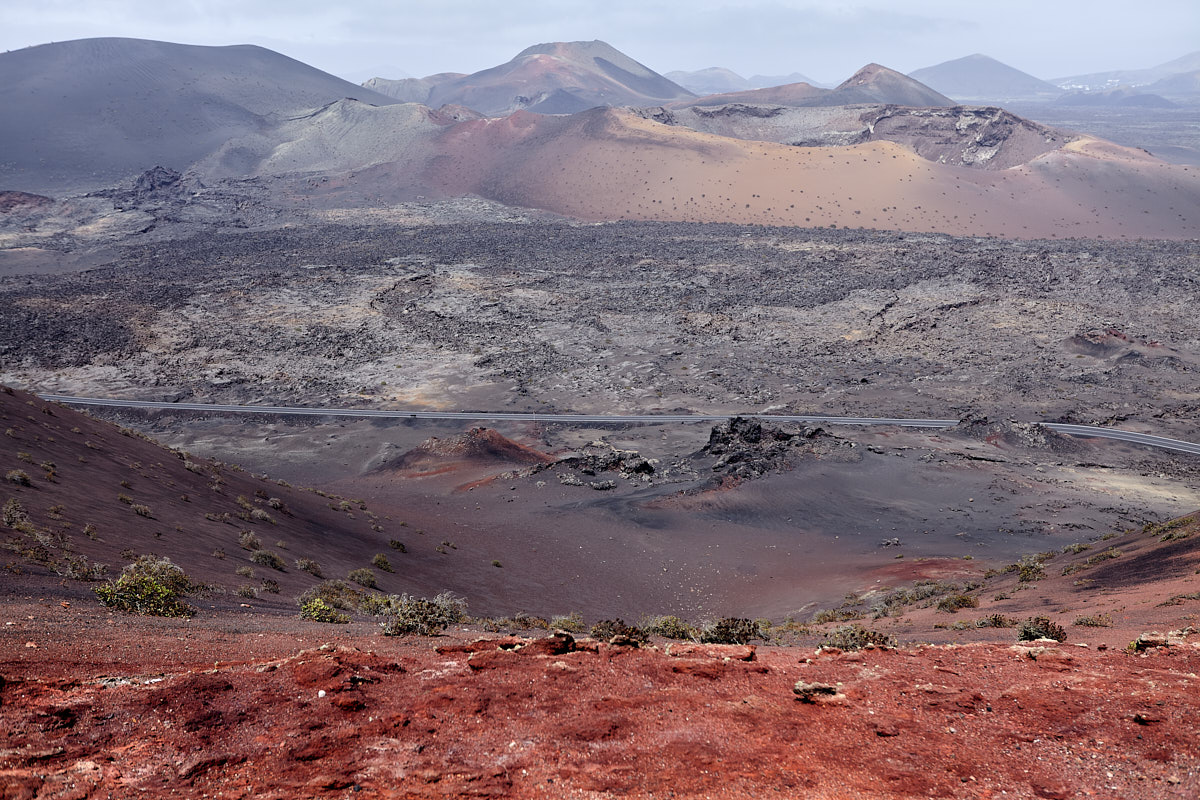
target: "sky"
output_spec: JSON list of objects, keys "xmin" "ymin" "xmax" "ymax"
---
[{"xmin": 2, "ymin": 1, "xmax": 1197, "ymax": 85}]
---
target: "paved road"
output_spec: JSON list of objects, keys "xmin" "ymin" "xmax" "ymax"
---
[{"xmin": 37, "ymin": 394, "xmax": 1200, "ymax": 457}]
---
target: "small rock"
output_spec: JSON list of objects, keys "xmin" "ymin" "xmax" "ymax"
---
[
  {"xmin": 793, "ymin": 681, "xmax": 841, "ymax": 704},
  {"xmin": 521, "ymin": 632, "xmax": 576, "ymax": 656}
]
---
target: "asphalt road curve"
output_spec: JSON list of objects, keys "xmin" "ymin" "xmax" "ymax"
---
[{"xmin": 37, "ymin": 394, "xmax": 1200, "ymax": 457}]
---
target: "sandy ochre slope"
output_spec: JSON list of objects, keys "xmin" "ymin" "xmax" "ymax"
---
[{"xmin": 406, "ymin": 107, "xmax": 1200, "ymax": 239}]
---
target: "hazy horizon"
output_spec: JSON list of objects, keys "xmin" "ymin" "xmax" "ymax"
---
[{"xmin": 2, "ymin": 1, "xmax": 1197, "ymax": 86}]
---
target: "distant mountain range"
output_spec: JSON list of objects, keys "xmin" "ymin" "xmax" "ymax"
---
[
  {"xmin": 664, "ymin": 67, "xmax": 823, "ymax": 95},
  {"xmin": 2, "ymin": 36, "xmax": 1198, "ymax": 241},
  {"xmin": 909, "ymin": 51, "xmax": 1200, "ymax": 106},
  {"xmin": 1054, "ymin": 51, "xmax": 1200, "ymax": 92}
]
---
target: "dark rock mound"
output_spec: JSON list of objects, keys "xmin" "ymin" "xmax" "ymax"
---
[
  {"xmin": 698, "ymin": 416, "xmax": 847, "ymax": 479},
  {"xmin": 950, "ymin": 416, "xmax": 1084, "ymax": 454},
  {"xmin": 540, "ymin": 442, "xmax": 657, "ymax": 480}
]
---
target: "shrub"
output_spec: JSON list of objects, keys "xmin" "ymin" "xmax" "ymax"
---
[
  {"xmin": 131, "ymin": 504, "xmax": 152, "ymax": 518},
  {"xmin": 491, "ymin": 560, "xmax": 503, "ymax": 568},
  {"xmin": 299, "ymin": 597, "xmax": 349, "ymax": 624},
  {"xmin": 94, "ymin": 555, "xmax": 195, "ymax": 617},
  {"xmin": 820, "ymin": 623, "xmax": 896, "ymax": 651},
  {"xmin": 259, "ymin": 578, "xmax": 280, "ymax": 594},
  {"xmin": 6, "ymin": 469, "xmax": 32, "ymax": 486},
  {"xmin": 238, "ymin": 530, "xmax": 262, "ymax": 551},
  {"xmin": 379, "ymin": 592, "xmax": 467, "ymax": 636},
  {"xmin": 1017, "ymin": 616, "xmax": 1067, "ymax": 642},
  {"xmin": 57, "ymin": 555, "xmax": 109, "ymax": 581},
  {"xmin": 371, "ymin": 553, "xmax": 394, "ymax": 572},
  {"xmin": 1062, "ymin": 548, "xmax": 1122, "ymax": 576},
  {"xmin": 251, "ymin": 549, "xmax": 286, "ymax": 571},
  {"xmin": 388, "ymin": 539, "xmax": 407, "ymax": 553},
  {"xmin": 249, "ymin": 508, "xmax": 275, "ymax": 524},
  {"xmin": 701, "ymin": 617, "xmax": 761, "ymax": 645},
  {"xmin": 3, "ymin": 498, "xmax": 28, "ymax": 526},
  {"xmin": 549, "ymin": 612, "xmax": 586, "ymax": 633},
  {"xmin": 589, "ymin": 619, "xmax": 648, "ymax": 644},
  {"xmin": 1017, "ymin": 555, "xmax": 1046, "ymax": 583},
  {"xmin": 235, "ymin": 565, "xmax": 254, "ymax": 578},
  {"xmin": 295, "ymin": 557, "xmax": 323, "ymax": 578},
  {"xmin": 810, "ymin": 607, "xmax": 864, "ymax": 624},
  {"xmin": 975, "ymin": 613, "xmax": 1013, "ymax": 628},
  {"xmin": 359, "ymin": 592, "xmax": 391, "ymax": 616},
  {"xmin": 298, "ymin": 580, "xmax": 362, "ymax": 612},
  {"xmin": 936, "ymin": 594, "xmax": 979, "ymax": 613},
  {"xmin": 236, "ymin": 584, "xmax": 258, "ymax": 599},
  {"xmin": 1074, "ymin": 613, "xmax": 1113, "ymax": 628},
  {"xmin": 348, "ymin": 567, "xmax": 377, "ymax": 588}
]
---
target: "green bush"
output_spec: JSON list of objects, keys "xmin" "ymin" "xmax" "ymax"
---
[
  {"xmin": 641, "ymin": 615, "xmax": 696, "ymax": 640},
  {"xmin": 348, "ymin": 567, "xmax": 377, "ymax": 588},
  {"xmin": 1074, "ymin": 614, "xmax": 1113, "ymax": 628},
  {"xmin": 1017, "ymin": 616, "xmax": 1067, "ymax": 642},
  {"xmin": 936, "ymin": 594, "xmax": 979, "ymax": 613},
  {"xmin": 6, "ymin": 469, "xmax": 32, "ymax": 486},
  {"xmin": 94, "ymin": 555, "xmax": 195, "ymax": 617},
  {"xmin": 700, "ymin": 617, "xmax": 761, "ymax": 645},
  {"xmin": 388, "ymin": 539, "xmax": 407, "ymax": 552},
  {"xmin": 371, "ymin": 553, "xmax": 394, "ymax": 572},
  {"xmin": 298, "ymin": 579, "xmax": 362, "ymax": 612},
  {"xmin": 238, "ymin": 530, "xmax": 262, "ymax": 551},
  {"xmin": 1017, "ymin": 556, "xmax": 1046, "ymax": 583},
  {"xmin": 295, "ymin": 557, "xmax": 323, "ymax": 577},
  {"xmin": 549, "ymin": 612, "xmax": 586, "ymax": 633},
  {"xmin": 250, "ymin": 549, "xmax": 286, "ymax": 571},
  {"xmin": 379, "ymin": 592, "xmax": 467, "ymax": 636},
  {"xmin": 299, "ymin": 597, "xmax": 350, "ymax": 624},
  {"xmin": 589, "ymin": 619, "xmax": 648, "ymax": 644},
  {"xmin": 820, "ymin": 623, "xmax": 896, "ymax": 651}
]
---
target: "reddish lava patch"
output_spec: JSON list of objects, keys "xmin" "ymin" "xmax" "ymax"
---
[{"xmin": 2, "ymin": 610, "xmax": 1198, "ymax": 799}]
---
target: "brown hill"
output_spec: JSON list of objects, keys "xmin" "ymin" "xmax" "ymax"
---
[
  {"xmin": 825, "ymin": 63, "xmax": 954, "ymax": 107},
  {"xmin": 0, "ymin": 384, "xmax": 468, "ymax": 605},
  {"xmin": 400, "ymin": 106, "xmax": 1199, "ymax": 239},
  {"xmin": 424, "ymin": 40, "xmax": 694, "ymax": 115}
]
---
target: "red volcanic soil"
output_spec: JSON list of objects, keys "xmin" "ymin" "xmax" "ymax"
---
[
  {"xmin": 0, "ymin": 191, "xmax": 52, "ymax": 213},
  {"xmin": 387, "ymin": 427, "xmax": 554, "ymax": 479},
  {"xmin": 2, "ymin": 602, "xmax": 1199, "ymax": 799}
]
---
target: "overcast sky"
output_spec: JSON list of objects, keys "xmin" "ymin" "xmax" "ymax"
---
[{"xmin": 3, "ymin": 1, "xmax": 1196, "ymax": 84}]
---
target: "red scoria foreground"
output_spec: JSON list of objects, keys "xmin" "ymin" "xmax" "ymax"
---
[{"xmin": 2, "ymin": 605, "xmax": 1199, "ymax": 800}]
